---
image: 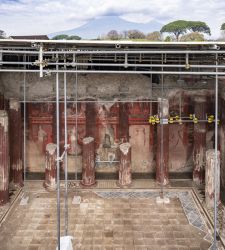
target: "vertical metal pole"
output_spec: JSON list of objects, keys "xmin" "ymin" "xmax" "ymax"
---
[
  {"xmin": 179, "ymin": 80, "xmax": 182, "ymax": 118},
  {"xmin": 39, "ymin": 44, "xmax": 43, "ymax": 78},
  {"xmin": 213, "ymin": 53, "xmax": 218, "ymax": 249},
  {"xmin": 124, "ymin": 53, "xmax": 128, "ymax": 68},
  {"xmin": 64, "ymin": 69, "xmax": 68, "ymax": 236},
  {"xmin": 75, "ymin": 64, "xmax": 78, "ymax": 181},
  {"xmin": 160, "ymin": 54, "xmax": 164, "ymax": 198},
  {"xmin": 56, "ymin": 54, "xmax": 61, "ymax": 250},
  {"xmin": 23, "ymin": 72, "xmax": 26, "ymax": 183}
]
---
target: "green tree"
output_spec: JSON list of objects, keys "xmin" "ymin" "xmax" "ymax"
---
[
  {"xmin": 146, "ymin": 31, "xmax": 162, "ymax": 41},
  {"xmin": 67, "ymin": 35, "xmax": 81, "ymax": 40},
  {"xmin": 187, "ymin": 21, "xmax": 210, "ymax": 35},
  {"xmin": 180, "ymin": 32, "xmax": 204, "ymax": 41},
  {"xmin": 0, "ymin": 30, "xmax": 6, "ymax": 38},
  {"xmin": 160, "ymin": 20, "xmax": 189, "ymax": 41},
  {"xmin": 52, "ymin": 34, "xmax": 69, "ymax": 40},
  {"xmin": 161, "ymin": 20, "xmax": 211, "ymax": 41},
  {"xmin": 220, "ymin": 23, "xmax": 225, "ymax": 40},
  {"xmin": 164, "ymin": 35, "xmax": 175, "ymax": 42},
  {"xmin": 221, "ymin": 23, "xmax": 225, "ymax": 31}
]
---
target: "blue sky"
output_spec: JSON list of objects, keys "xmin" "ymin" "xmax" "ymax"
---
[{"xmin": 0, "ymin": 0, "xmax": 224, "ymax": 38}]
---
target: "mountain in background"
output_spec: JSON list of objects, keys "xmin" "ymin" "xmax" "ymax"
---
[{"xmin": 49, "ymin": 16, "xmax": 163, "ymax": 39}]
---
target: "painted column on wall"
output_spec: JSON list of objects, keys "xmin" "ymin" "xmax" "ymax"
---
[
  {"xmin": 80, "ymin": 137, "xmax": 96, "ymax": 186},
  {"xmin": 86, "ymin": 102, "xmax": 96, "ymax": 139},
  {"xmin": 9, "ymin": 99, "xmax": 23, "ymax": 187},
  {"xmin": 193, "ymin": 95, "xmax": 207, "ymax": 184},
  {"xmin": 119, "ymin": 103, "xmax": 129, "ymax": 142},
  {"xmin": 0, "ymin": 111, "xmax": 9, "ymax": 205}
]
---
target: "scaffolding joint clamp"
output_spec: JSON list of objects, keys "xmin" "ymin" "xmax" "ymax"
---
[{"xmin": 64, "ymin": 144, "xmax": 70, "ymax": 150}]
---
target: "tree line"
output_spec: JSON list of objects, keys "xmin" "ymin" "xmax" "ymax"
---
[
  {"xmin": 104, "ymin": 20, "xmax": 211, "ymax": 41},
  {"xmin": 51, "ymin": 34, "xmax": 81, "ymax": 40},
  {"xmin": 1, "ymin": 20, "xmax": 225, "ymax": 41},
  {"xmin": 99, "ymin": 20, "xmax": 225, "ymax": 42},
  {"xmin": 51, "ymin": 20, "xmax": 225, "ymax": 42}
]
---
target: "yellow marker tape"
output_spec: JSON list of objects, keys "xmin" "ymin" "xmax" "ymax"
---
[{"xmin": 193, "ymin": 118, "xmax": 198, "ymax": 124}]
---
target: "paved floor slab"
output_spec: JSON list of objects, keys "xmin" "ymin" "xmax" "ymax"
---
[{"xmin": 0, "ymin": 188, "xmax": 213, "ymax": 250}]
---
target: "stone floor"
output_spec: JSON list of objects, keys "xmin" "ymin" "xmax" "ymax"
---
[
  {"xmin": 0, "ymin": 184, "xmax": 21, "ymax": 221},
  {"xmin": 194, "ymin": 186, "xmax": 225, "ymax": 239},
  {"xmin": 0, "ymin": 181, "xmax": 217, "ymax": 250}
]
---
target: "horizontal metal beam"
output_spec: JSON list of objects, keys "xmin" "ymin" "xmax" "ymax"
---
[
  {"xmin": 0, "ymin": 38, "xmax": 225, "ymax": 46},
  {"xmin": 43, "ymin": 50, "xmax": 224, "ymax": 55},
  {"xmin": 0, "ymin": 68, "xmax": 223, "ymax": 75},
  {"xmin": 0, "ymin": 49, "xmax": 224, "ymax": 55},
  {"xmin": 19, "ymin": 100, "xmax": 160, "ymax": 103},
  {"xmin": 2, "ymin": 61, "xmax": 225, "ymax": 69}
]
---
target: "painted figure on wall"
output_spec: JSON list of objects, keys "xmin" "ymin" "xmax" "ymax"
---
[
  {"xmin": 169, "ymin": 124, "xmax": 188, "ymax": 171},
  {"xmin": 68, "ymin": 127, "xmax": 82, "ymax": 155},
  {"xmin": 129, "ymin": 125, "xmax": 153, "ymax": 172},
  {"xmin": 97, "ymin": 105, "xmax": 115, "ymax": 148},
  {"xmin": 38, "ymin": 125, "xmax": 47, "ymax": 153}
]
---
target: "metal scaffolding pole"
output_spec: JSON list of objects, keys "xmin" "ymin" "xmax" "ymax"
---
[
  {"xmin": 39, "ymin": 44, "xmax": 43, "ymax": 78},
  {"xmin": 1, "ymin": 49, "xmax": 225, "ymax": 54},
  {"xmin": 213, "ymin": 53, "xmax": 219, "ymax": 249},
  {"xmin": 56, "ymin": 55, "xmax": 61, "ymax": 250},
  {"xmin": 64, "ymin": 70, "xmax": 68, "ymax": 236},
  {"xmin": 75, "ymin": 64, "xmax": 78, "ymax": 181},
  {"xmin": 19, "ymin": 100, "xmax": 160, "ymax": 103},
  {"xmin": 23, "ymin": 52, "xmax": 27, "ymax": 186},
  {"xmin": 160, "ymin": 55, "xmax": 164, "ymax": 197},
  {"xmin": 3, "ymin": 61, "xmax": 225, "ymax": 70},
  {"xmin": 0, "ymin": 68, "xmax": 224, "ymax": 75},
  {"xmin": 2, "ymin": 61, "xmax": 225, "ymax": 69},
  {"xmin": 23, "ymin": 72, "xmax": 26, "ymax": 184}
]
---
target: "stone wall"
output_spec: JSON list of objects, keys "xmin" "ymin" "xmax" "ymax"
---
[{"xmin": 0, "ymin": 73, "xmax": 153, "ymax": 101}]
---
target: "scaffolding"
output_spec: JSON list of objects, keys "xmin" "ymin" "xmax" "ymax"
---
[{"xmin": 0, "ymin": 39, "xmax": 224, "ymax": 249}]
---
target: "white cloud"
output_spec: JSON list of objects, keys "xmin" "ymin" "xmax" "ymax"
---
[{"xmin": 0, "ymin": 0, "xmax": 224, "ymax": 38}]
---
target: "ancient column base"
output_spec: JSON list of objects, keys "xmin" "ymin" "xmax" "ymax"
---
[
  {"xmin": 205, "ymin": 149, "xmax": 220, "ymax": 209},
  {"xmin": 222, "ymin": 208, "xmax": 225, "ymax": 240},
  {"xmin": 43, "ymin": 143, "xmax": 57, "ymax": 191},
  {"xmin": 156, "ymin": 174, "xmax": 169, "ymax": 186},
  {"xmin": 43, "ymin": 178, "xmax": 57, "ymax": 191},
  {"xmin": 0, "ymin": 190, "xmax": 9, "ymax": 206},
  {"xmin": 80, "ymin": 180, "xmax": 97, "ymax": 188},
  {"xmin": 117, "ymin": 142, "xmax": 132, "ymax": 188},
  {"xmin": 156, "ymin": 180, "xmax": 169, "ymax": 186},
  {"xmin": 12, "ymin": 168, "xmax": 24, "ymax": 188},
  {"xmin": 80, "ymin": 137, "xmax": 96, "ymax": 187},
  {"xmin": 193, "ymin": 169, "xmax": 204, "ymax": 185},
  {"xmin": 116, "ymin": 181, "xmax": 132, "ymax": 188}
]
